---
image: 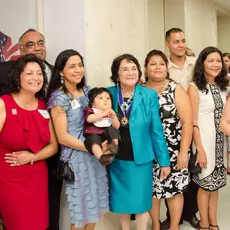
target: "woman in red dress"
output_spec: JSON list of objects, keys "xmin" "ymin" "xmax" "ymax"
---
[{"xmin": 0, "ymin": 54, "xmax": 58, "ymax": 230}]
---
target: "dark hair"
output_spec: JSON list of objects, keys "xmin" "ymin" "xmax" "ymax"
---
[
  {"xmin": 19, "ymin": 28, "xmax": 45, "ymax": 45},
  {"xmin": 193, "ymin": 46, "xmax": 228, "ymax": 93},
  {"xmin": 110, "ymin": 54, "xmax": 142, "ymax": 85},
  {"xmin": 47, "ymin": 49, "xmax": 85, "ymax": 98},
  {"xmin": 223, "ymin": 52, "xmax": 230, "ymax": 58},
  {"xmin": 0, "ymin": 54, "xmax": 47, "ymax": 99},
  {"xmin": 144, "ymin": 49, "xmax": 170, "ymax": 81},
  {"xmin": 165, "ymin": 28, "xmax": 184, "ymax": 41},
  {"xmin": 223, "ymin": 52, "xmax": 230, "ymax": 73},
  {"xmin": 88, "ymin": 87, "xmax": 113, "ymax": 108}
]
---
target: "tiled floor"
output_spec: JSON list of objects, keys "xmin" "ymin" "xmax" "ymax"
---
[{"xmin": 60, "ymin": 176, "xmax": 230, "ymax": 229}]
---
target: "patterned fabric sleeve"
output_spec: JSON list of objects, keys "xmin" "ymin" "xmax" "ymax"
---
[{"xmin": 46, "ymin": 90, "xmax": 71, "ymax": 111}]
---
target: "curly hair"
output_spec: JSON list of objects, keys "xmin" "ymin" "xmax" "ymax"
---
[
  {"xmin": 47, "ymin": 49, "xmax": 85, "ymax": 99},
  {"xmin": 193, "ymin": 46, "xmax": 228, "ymax": 93},
  {"xmin": 0, "ymin": 54, "xmax": 47, "ymax": 99},
  {"xmin": 110, "ymin": 54, "xmax": 142, "ymax": 85}
]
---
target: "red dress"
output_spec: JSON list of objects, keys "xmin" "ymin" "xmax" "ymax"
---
[{"xmin": 0, "ymin": 94, "xmax": 50, "ymax": 230}]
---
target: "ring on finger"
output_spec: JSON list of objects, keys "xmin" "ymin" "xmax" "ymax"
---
[{"xmin": 14, "ymin": 160, "xmax": 17, "ymax": 165}]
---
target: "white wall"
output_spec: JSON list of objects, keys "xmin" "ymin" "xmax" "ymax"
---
[
  {"xmin": 147, "ymin": 0, "xmax": 165, "ymax": 52},
  {"xmin": 162, "ymin": 0, "xmax": 217, "ymax": 56},
  {"xmin": 217, "ymin": 16, "xmax": 230, "ymax": 52},
  {"xmin": 184, "ymin": 0, "xmax": 217, "ymax": 55},
  {"xmin": 164, "ymin": 0, "xmax": 185, "ymax": 32},
  {"xmin": 0, "ymin": 0, "xmax": 37, "ymax": 45},
  {"xmin": 85, "ymin": 0, "xmax": 148, "ymax": 87},
  {"xmin": 42, "ymin": 0, "xmax": 86, "ymax": 65},
  {"xmin": 41, "ymin": 0, "xmax": 220, "ymax": 86}
]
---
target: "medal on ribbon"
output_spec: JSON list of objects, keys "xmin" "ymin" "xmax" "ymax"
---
[
  {"xmin": 120, "ymin": 116, "xmax": 129, "ymax": 125},
  {"xmin": 118, "ymin": 88, "xmax": 134, "ymax": 126}
]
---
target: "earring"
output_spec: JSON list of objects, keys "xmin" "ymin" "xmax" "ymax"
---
[{"xmin": 60, "ymin": 76, "xmax": 64, "ymax": 84}]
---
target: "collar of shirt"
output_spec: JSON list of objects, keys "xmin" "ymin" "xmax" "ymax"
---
[
  {"xmin": 44, "ymin": 63, "xmax": 52, "ymax": 83},
  {"xmin": 168, "ymin": 56, "xmax": 196, "ymax": 71}
]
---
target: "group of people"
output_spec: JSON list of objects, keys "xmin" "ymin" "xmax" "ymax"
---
[{"xmin": 0, "ymin": 27, "xmax": 229, "ymax": 230}]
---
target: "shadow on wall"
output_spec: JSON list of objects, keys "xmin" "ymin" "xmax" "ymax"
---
[{"xmin": 0, "ymin": 31, "xmax": 21, "ymax": 62}]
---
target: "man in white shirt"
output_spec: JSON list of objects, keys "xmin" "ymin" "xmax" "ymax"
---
[
  {"xmin": 160, "ymin": 28, "xmax": 199, "ymax": 230},
  {"xmin": 166, "ymin": 28, "xmax": 196, "ymax": 90}
]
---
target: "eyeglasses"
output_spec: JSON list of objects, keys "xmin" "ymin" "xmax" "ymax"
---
[{"xmin": 20, "ymin": 40, "xmax": 46, "ymax": 49}]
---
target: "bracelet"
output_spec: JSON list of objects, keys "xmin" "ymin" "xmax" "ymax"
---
[{"xmin": 193, "ymin": 125, "xmax": 200, "ymax": 130}]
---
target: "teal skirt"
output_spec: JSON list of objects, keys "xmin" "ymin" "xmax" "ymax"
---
[{"xmin": 108, "ymin": 159, "xmax": 153, "ymax": 214}]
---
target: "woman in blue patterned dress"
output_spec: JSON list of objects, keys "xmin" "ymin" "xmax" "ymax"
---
[{"xmin": 47, "ymin": 49, "xmax": 109, "ymax": 230}]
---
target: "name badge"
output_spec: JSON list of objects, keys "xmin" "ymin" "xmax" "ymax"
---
[
  {"xmin": 11, "ymin": 109, "xmax": 17, "ymax": 115},
  {"xmin": 70, "ymin": 99, "xmax": 80, "ymax": 109},
  {"xmin": 38, "ymin": 109, "xmax": 50, "ymax": 119}
]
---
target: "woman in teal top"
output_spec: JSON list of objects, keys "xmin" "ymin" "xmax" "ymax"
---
[{"xmin": 108, "ymin": 54, "xmax": 171, "ymax": 230}]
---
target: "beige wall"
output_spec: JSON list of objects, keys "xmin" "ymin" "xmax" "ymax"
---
[
  {"xmin": 85, "ymin": 0, "xmax": 148, "ymax": 87},
  {"xmin": 41, "ymin": 0, "xmax": 222, "ymax": 87},
  {"xmin": 146, "ymin": 0, "xmax": 165, "ymax": 52},
  {"xmin": 42, "ymin": 0, "xmax": 86, "ymax": 65},
  {"xmin": 164, "ymin": 0, "xmax": 185, "ymax": 32},
  {"xmin": 184, "ymin": 0, "xmax": 217, "ymax": 56},
  {"xmin": 217, "ymin": 16, "xmax": 230, "ymax": 53},
  {"xmin": 163, "ymin": 0, "xmax": 217, "ymax": 56}
]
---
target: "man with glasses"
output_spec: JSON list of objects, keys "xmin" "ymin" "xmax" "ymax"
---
[
  {"xmin": 0, "ymin": 29, "xmax": 53, "ymax": 89},
  {"xmin": 0, "ymin": 29, "xmax": 62, "ymax": 230},
  {"xmin": 19, "ymin": 29, "xmax": 53, "ymax": 82}
]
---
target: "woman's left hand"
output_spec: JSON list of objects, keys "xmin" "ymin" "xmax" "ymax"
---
[
  {"xmin": 160, "ymin": 166, "xmax": 171, "ymax": 179},
  {"xmin": 5, "ymin": 150, "xmax": 34, "ymax": 166},
  {"xmin": 177, "ymin": 152, "xmax": 188, "ymax": 169}
]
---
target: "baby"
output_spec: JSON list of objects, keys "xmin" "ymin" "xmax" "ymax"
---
[{"xmin": 84, "ymin": 87, "xmax": 120, "ymax": 166}]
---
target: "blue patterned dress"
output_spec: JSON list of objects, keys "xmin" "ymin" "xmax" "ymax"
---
[{"xmin": 47, "ymin": 86, "xmax": 109, "ymax": 228}]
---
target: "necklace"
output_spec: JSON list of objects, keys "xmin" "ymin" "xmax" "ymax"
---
[
  {"xmin": 158, "ymin": 79, "xmax": 167, "ymax": 94},
  {"xmin": 119, "ymin": 88, "xmax": 135, "ymax": 125}
]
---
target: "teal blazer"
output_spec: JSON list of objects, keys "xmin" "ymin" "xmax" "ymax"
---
[{"xmin": 108, "ymin": 84, "xmax": 170, "ymax": 166}]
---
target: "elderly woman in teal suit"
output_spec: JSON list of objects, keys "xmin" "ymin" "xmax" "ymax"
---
[{"xmin": 107, "ymin": 54, "xmax": 171, "ymax": 230}]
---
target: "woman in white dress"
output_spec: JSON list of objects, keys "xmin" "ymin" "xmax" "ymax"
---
[{"xmin": 188, "ymin": 47, "xmax": 228, "ymax": 230}]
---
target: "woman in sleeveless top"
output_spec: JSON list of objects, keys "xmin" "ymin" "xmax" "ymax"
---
[
  {"xmin": 0, "ymin": 54, "xmax": 58, "ymax": 230},
  {"xmin": 145, "ymin": 50, "xmax": 193, "ymax": 230},
  {"xmin": 188, "ymin": 47, "xmax": 228, "ymax": 230},
  {"xmin": 47, "ymin": 49, "xmax": 109, "ymax": 230}
]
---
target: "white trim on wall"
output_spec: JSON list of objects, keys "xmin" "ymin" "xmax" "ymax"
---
[{"xmin": 36, "ymin": 0, "xmax": 44, "ymax": 33}]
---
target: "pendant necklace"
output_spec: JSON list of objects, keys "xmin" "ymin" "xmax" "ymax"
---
[
  {"xmin": 118, "ymin": 88, "xmax": 135, "ymax": 126},
  {"xmin": 158, "ymin": 79, "xmax": 167, "ymax": 94}
]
